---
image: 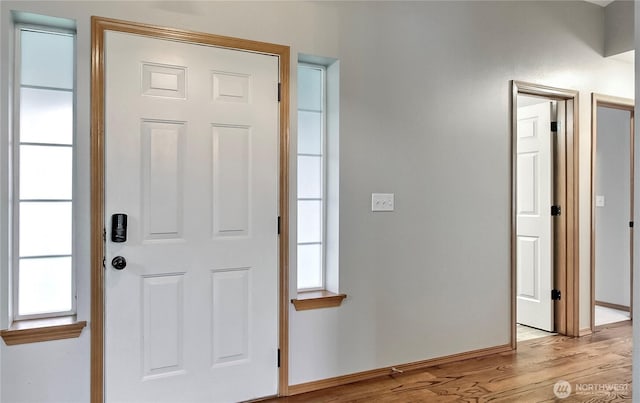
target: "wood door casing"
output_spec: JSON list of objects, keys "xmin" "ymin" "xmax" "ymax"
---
[
  {"xmin": 90, "ymin": 17, "xmax": 291, "ymax": 402},
  {"xmin": 510, "ymin": 81, "xmax": 579, "ymax": 348},
  {"xmin": 590, "ymin": 93, "xmax": 634, "ymax": 332}
]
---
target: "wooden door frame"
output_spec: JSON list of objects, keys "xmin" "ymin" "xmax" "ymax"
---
[
  {"xmin": 590, "ymin": 93, "xmax": 634, "ymax": 332},
  {"xmin": 511, "ymin": 81, "xmax": 580, "ymax": 349},
  {"xmin": 90, "ymin": 17, "xmax": 290, "ymax": 402}
]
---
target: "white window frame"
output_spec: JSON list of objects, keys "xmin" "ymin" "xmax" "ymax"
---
[
  {"xmin": 11, "ymin": 24, "xmax": 77, "ymax": 321},
  {"xmin": 297, "ymin": 63, "xmax": 327, "ymax": 291}
]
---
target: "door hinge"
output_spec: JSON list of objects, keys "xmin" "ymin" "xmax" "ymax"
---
[
  {"xmin": 277, "ymin": 348, "xmax": 281, "ymax": 368},
  {"xmin": 277, "ymin": 83, "xmax": 281, "ymax": 102},
  {"xmin": 277, "ymin": 216, "xmax": 281, "ymax": 235},
  {"xmin": 551, "ymin": 289, "xmax": 561, "ymax": 301},
  {"xmin": 102, "ymin": 256, "xmax": 106, "ymax": 269},
  {"xmin": 103, "ymin": 228, "xmax": 106, "ymax": 242},
  {"xmin": 551, "ymin": 121, "xmax": 558, "ymax": 132},
  {"xmin": 630, "ymin": 221, "xmax": 634, "ymax": 228},
  {"xmin": 551, "ymin": 205, "xmax": 561, "ymax": 216}
]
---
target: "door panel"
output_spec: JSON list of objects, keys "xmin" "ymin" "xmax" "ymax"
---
[
  {"xmin": 142, "ymin": 121, "xmax": 185, "ymax": 239},
  {"xmin": 213, "ymin": 125, "xmax": 250, "ymax": 236},
  {"xmin": 104, "ymin": 31, "xmax": 279, "ymax": 402},
  {"xmin": 142, "ymin": 274, "xmax": 185, "ymax": 379},
  {"xmin": 517, "ymin": 236, "xmax": 538, "ymax": 299},
  {"xmin": 516, "ymin": 101, "xmax": 554, "ymax": 332},
  {"xmin": 211, "ymin": 268, "xmax": 250, "ymax": 365}
]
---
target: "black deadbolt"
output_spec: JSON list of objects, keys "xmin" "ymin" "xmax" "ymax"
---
[{"xmin": 111, "ymin": 213, "xmax": 128, "ymax": 243}]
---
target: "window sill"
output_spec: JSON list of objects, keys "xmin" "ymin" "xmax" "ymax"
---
[
  {"xmin": 291, "ymin": 290, "xmax": 347, "ymax": 311},
  {"xmin": 0, "ymin": 316, "xmax": 87, "ymax": 346}
]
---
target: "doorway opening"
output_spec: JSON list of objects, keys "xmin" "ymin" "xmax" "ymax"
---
[
  {"xmin": 590, "ymin": 94, "xmax": 634, "ymax": 331},
  {"xmin": 511, "ymin": 81, "xmax": 580, "ymax": 347}
]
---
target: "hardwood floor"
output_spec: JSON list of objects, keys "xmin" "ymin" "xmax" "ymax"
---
[{"xmin": 267, "ymin": 322, "xmax": 631, "ymax": 402}]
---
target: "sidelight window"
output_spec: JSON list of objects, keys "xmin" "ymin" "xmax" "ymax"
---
[
  {"xmin": 295, "ymin": 56, "xmax": 340, "ymax": 303},
  {"xmin": 297, "ymin": 64, "xmax": 326, "ymax": 290},
  {"xmin": 12, "ymin": 26, "xmax": 76, "ymax": 320}
]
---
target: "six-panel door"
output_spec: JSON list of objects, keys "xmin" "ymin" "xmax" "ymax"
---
[
  {"xmin": 516, "ymin": 100, "xmax": 554, "ymax": 332},
  {"xmin": 104, "ymin": 31, "xmax": 279, "ymax": 402}
]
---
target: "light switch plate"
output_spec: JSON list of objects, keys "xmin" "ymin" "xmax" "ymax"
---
[
  {"xmin": 596, "ymin": 195, "xmax": 605, "ymax": 207},
  {"xmin": 372, "ymin": 193, "xmax": 394, "ymax": 211}
]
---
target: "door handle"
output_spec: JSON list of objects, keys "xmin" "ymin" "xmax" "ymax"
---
[{"xmin": 111, "ymin": 256, "xmax": 127, "ymax": 270}]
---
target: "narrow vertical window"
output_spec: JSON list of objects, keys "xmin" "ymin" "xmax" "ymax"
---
[
  {"xmin": 297, "ymin": 64, "xmax": 325, "ymax": 290},
  {"xmin": 13, "ymin": 26, "xmax": 75, "ymax": 319}
]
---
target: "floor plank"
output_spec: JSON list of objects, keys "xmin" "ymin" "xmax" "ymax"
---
[{"xmin": 268, "ymin": 323, "xmax": 631, "ymax": 402}]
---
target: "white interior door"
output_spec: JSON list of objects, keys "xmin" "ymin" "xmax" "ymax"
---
[
  {"xmin": 516, "ymin": 100, "xmax": 554, "ymax": 332},
  {"xmin": 104, "ymin": 31, "xmax": 280, "ymax": 402}
]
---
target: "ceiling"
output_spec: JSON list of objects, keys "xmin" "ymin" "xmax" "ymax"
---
[{"xmin": 583, "ymin": 0, "xmax": 615, "ymax": 6}]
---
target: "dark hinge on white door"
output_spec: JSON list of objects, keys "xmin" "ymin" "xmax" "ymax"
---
[
  {"xmin": 551, "ymin": 205, "xmax": 561, "ymax": 216},
  {"xmin": 102, "ymin": 229, "xmax": 107, "ymax": 270},
  {"xmin": 277, "ymin": 216, "xmax": 281, "ymax": 235},
  {"xmin": 277, "ymin": 83, "xmax": 281, "ymax": 102},
  {"xmin": 550, "ymin": 121, "xmax": 558, "ymax": 132},
  {"xmin": 277, "ymin": 348, "xmax": 281, "ymax": 367},
  {"xmin": 551, "ymin": 289, "xmax": 561, "ymax": 300}
]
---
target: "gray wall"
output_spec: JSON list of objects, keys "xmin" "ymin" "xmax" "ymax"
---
[
  {"xmin": 595, "ymin": 106, "xmax": 631, "ymax": 307},
  {"xmin": 0, "ymin": 1, "xmax": 634, "ymax": 402},
  {"xmin": 604, "ymin": 0, "xmax": 634, "ymax": 57}
]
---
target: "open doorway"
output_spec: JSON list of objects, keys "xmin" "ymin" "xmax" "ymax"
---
[
  {"xmin": 590, "ymin": 94, "xmax": 634, "ymax": 331},
  {"xmin": 511, "ymin": 81, "xmax": 580, "ymax": 347}
]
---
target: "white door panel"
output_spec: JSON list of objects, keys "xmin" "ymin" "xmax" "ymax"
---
[
  {"xmin": 516, "ymin": 101, "xmax": 554, "ymax": 332},
  {"xmin": 104, "ymin": 31, "xmax": 279, "ymax": 402}
]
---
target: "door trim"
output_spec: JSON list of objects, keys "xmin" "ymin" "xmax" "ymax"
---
[
  {"xmin": 511, "ymin": 81, "xmax": 580, "ymax": 348},
  {"xmin": 590, "ymin": 93, "xmax": 634, "ymax": 332},
  {"xmin": 90, "ymin": 17, "xmax": 290, "ymax": 402}
]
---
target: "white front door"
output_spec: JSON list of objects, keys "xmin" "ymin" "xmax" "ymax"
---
[
  {"xmin": 104, "ymin": 31, "xmax": 280, "ymax": 402},
  {"xmin": 516, "ymin": 100, "xmax": 554, "ymax": 332}
]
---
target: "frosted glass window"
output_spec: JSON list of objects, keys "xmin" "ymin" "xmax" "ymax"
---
[
  {"xmin": 297, "ymin": 244, "xmax": 322, "ymax": 290},
  {"xmin": 18, "ymin": 257, "xmax": 72, "ymax": 316},
  {"xmin": 298, "ymin": 156, "xmax": 322, "ymax": 199},
  {"xmin": 19, "ymin": 202, "xmax": 72, "ymax": 257},
  {"xmin": 298, "ymin": 201, "xmax": 322, "ymax": 244},
  {"xmin": 298, "ymin": 66, "xmax": 322, "ymax": 111},
  {"xmin": 297, "ymin": 63, "xmax": 326, "ymax": 290},
  {"xmin": 14, "ymin": 25, "xmax": 76, "ymax": 319},
  {"xmin": 298, "ymin": 111, "xmax": 322, "ymax": 155},
  {"xmin": 20, "ymin": 145, "xmax": 72, "ymax": 200},
  {"xmin": 21, "ymin": 30, "xmax": 74, "ymax": 89},
  {"xmin": 20, "ymin": 87, "xmax": 73, "ymax": 145}
]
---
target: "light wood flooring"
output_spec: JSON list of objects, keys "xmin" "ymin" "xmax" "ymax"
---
[{"xmin": 267, "ymin": 322, "xmax": 631, "ymax": 402}]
